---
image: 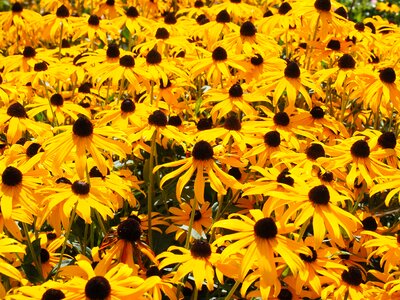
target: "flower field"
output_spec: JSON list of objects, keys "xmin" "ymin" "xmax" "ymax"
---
[{"xmin": 0, "ymin": 0, "xmax": 399, "ymax": 299}]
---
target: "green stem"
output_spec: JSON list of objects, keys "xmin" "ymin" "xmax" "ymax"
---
[
  {"xmin": 225, "ymin": 280, "xmax": 240, "ymax": 300},
  {"xmin": 297, "ymin": 217, "xmax": 311, "ymax": 242},
  {"xmin": 147, "ymin": 130, "xmax": 157, "ymax": 249},
  {"xmin": 55, "ymin": 203, "xmax": 77, "ymax": 279},
  {"xmin": 22, "ymin": 223, "xmax": 44, "ymax": 282},
  {"xmin": 185, "ymin": 197, "xmax": 197, "ymax": 249},
  {"xmin": 191, "ymin": 285, "xmax": 198, "ymax": 300},
  {"xmin": 58, "ymin": 22, "xmax": 63, "ymax": 61},
  {"xmin": 305, "ymin": 14, "xmax": 320, "ymax": 70}
]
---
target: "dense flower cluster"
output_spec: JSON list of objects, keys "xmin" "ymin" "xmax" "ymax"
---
[{"xmin": 0, "ymin": 0, "xmax": 398, "ymax": 299}]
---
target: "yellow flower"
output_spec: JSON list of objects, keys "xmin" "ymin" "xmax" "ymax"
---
[
  {"xmin": 42, "ymin": 115, "xmax": 130, "ymax": 179},
  {"xmin": 213, "ymin": 209, "xmax": 309, "ymax": 285},
  {"xmin": 157, "ymin": 239, "xmax": 219, "ymax": 291},
  {"xmin": 154, "ymin": 140, "xmax": 245, "ymax": 203}
]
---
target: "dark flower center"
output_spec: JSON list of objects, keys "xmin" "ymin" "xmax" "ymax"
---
[
  {"xmin": 79, "ymin": 82, "xmax": 93, "ymax": 93},
  {"xmin": 106, "ymin": 44, "xmax": 120, "ymax": 58},
  {"xmin": 350, "ymin": 140, "xmax": 370, "ymax": 158},
  {"xmin": 230, "ymin": 0, "xmax": 241, "ymax": 3},
  {"xmin": 212, "ymin": 47, "xmax": 227, "ymax": 61},
  {"xmin": 26, "ymin": 143, "xmax": 42, "ymax": 158},
  {"xmin": 56, "ymin": 177, "xmax": 72, "ymax": 184},
  {"xmin": 338, "ymin": 54, "xmax": 356, "ymax": 69},
  {"xmin": 319, "ymin": 171, "xmax": 334, "ymax": 182},
  {"xmin": 146, "ymin": 49, "xmax": 162, "ymax": 65},
  {"xmin": 61, "ymin": 39, "xmax": 71, "ymax": 48},
  {"xmin": 224, "ymin": 115, "xmax": 241, "ymax": 131},
  {"xmin": 34, "ymin": 62, "xmax": 48, "ymax": 72},
  {"xmin": 335, "ymin": 7, "xmax": 347, "ymax": 19},
  {"xmin": 240, "ymin": 21, "xmax": 256, "ymax": 37},
  {"xmin": 47, "ymin": 233, "xmax": 57, "ymax": 240},
  {"xmin": 155, "ymin": 27, "xmax": 170, "ymax": 39},
  {"xmin": 7, "ymin": 102, "xmax": 27, "ymax": 118},
  {"xmin": 228, "ymin": 84, "xmax": 243, "ymax": 98},
  {"xmin": 12, "ymin": 2, "xmax": 23, "ymax": 13},
  {"xmin": 190, "ymin": 240, "xmax": 212, "ymax": 258},
  {"xmin": 278, "ymin": 289, "xmax": 292, "ymax": 300},
  {"xmin": 341, "ymin": 266, "xmax": 364, "ymax": 286},
  {"xmin": 314, "ymin": 0, "xmax": 331, "ymax": 12},
  {"xmin": 309, "ymin": 185, "xmax": 330, "ymax": 205},
  {"xmin": 71, "ymin": 181, "xmax": 90, "ymax": 195},
  {"xmin": 354, "ymin": 22, "xmax": 365, "ymax": 31},
  {"xmin": 378, "ymin": 132, "xmax": 396, "ymax": 149},
  {"xmin": 196, "ymin": 14, "xmax": 209, "ymax": 25},
  {"xmin": 89, "ymin": 166, "xmax": 109, "ymax": 178},
  {"xmin": 228, "ymin": 167, "xmax": 241, "ymax": 180},
  {"xmin": 146, "ymin": 266, "xmax": 162, "ymax": 277},
  {"xmin": 41, "ymin": 289, "xmax": 65, "ymax": 300},
  {"xmin": 197, "ymin": 118, "xmax": 212, "ymax": 131},
  {"xmin": 278, "ymin": 2, "xmax": 292, "ymax": 15},
  {"xmin": 362, "ymin": 216, "xmax": 378, "ymax": 231},
  {"xmin": 264, "ymin": 10, "xmax": 273, "ymax": 17},
  {"xmin": 195, "ymin": 0, "xmax": 204, "ymax": 7},
  {"xmin": 73, "ymin": 116, "xmax": 93, "ymax": 137},
  {"xmin": 254, "ymin": 217, "xmax": 278, "ymax": 239},
  {"xmin": 106, "ymin": 0, "xmax": 114, "ymax": 5},
  {"xmin": 299, "ymin": 42, "xmax": 307, "ymax": 49},
  {"xmin": 216, "ymin": 10, "xmax": 230, "ymax": 23},
  {"xmin": 310, "ymin": 106, "xmax": 324, "ymax": 119},
  {"xmin": 56, "ymin": 5, "xmax": 69, "ymax": 18},
  {"xmin": 277, "ymin": 169, "xmax": 294, "ymax": 186},
  {"xmin": 85, "ymin": 276, "xmax": 111, "ymax": 300},
  {"xmin": 300, "ymin": 246, "xmax": 318, "ymax": 263},
  {"xmin": 88, "ymin": 15, "xmax": 100, "ymax": 26},
  {"xmin": 50, "ymin": 93, "xmax": 64, "ymax": 106},
  {"xmin": 168, "ymin": 115, "xmax": 182, "ymax": 127},
  {"xmin": 164, "ymin": 12, "xmax": 177, "ymax": 24},
  {"xmin": 251, "ymin": 54, "xmax": 264, "ymax": 66},
  {"xmin": 120, "ymin": 99, "xmax": 135, "ymax": 113},
  {"xmin": 23, "ymin": 46, "xmax": 36, "ymax": 58},
  {"xmin": 2, "ymin": 166, "xmax": 23, "ymax": 186},
  {"xmin": 117, "ymin": 218, "xmax": 142, "ymax": 242},
  {"xmin": 264, "ymin": 130, "xmax": 281, "ymax": 147},
  {"xmin": 126, "ymin": 6, "xmax": 139, "ymax": 18},
  {"xmin": 193, "ymin": 209, "xmax": 202, "ymax": 221},
  {"xmin": 273, "ymin": 112, "xmax": 290, "ymax": 126},
  {"xmin": 327, "ymin": 39, "xmax": 341, "ymax": 50},
  {"xmin": 119, "ymin": 55, "xmax": 135, "ymax": 68},
  {"xmin": 379, "ymin": 67, "xmax": 396, "ymax": 84},
  {"xmin": 148, "ymin": 110, "xmax": 168, "ymax": 127},
  {"xmin": 40, "ymin": 248, "xmax": 50, "ymax": 263},
  {"xmin": 284, "ymin": 61, "xmax": 301, "ymax": 78},
  {"xmin": 306, "ymin": 143, "xmax": 325, "ymax": 160},
  {"xmin": 192, "ymin": 141, "xmax": 213, "ymax": 161}
]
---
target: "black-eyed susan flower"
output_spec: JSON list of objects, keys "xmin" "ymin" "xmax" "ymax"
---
[
  {"xmin": 154, "ymin": 140, "xmax": 245, "ymax": 203},
  {"xmin": 39, "ymin": 178, "xmax": 114, "ymax": 231},
  {"xmin": 54, "ymin": 259, "xmax": 157, "ymax": 299},
  {"xmin": 260, "ymin": 60, "xmax": 319, "ymax": 111},
  {"xmin": 42, "ymin": 115, "xmax": 130, "ymax": 179},
  {"xmin": 320, "ymin": 136, "xmax": 394, "ymax": 188},
  {"xmin": 157, "ymin": 239, "xmax": 219, "ymax": 291},
  {"xmin": 266, "ymin": 184, "xmax": 360, "ymax": 248},
  {"xmin": 321, "ymin": 266, "xmax": 368, "ymax": 300},
  {"xmin": 26, "ymin": 93, "xmax": 90, "ymax": 125},
  {"xmin": 213, "ymin": 209, "xmax": 310, "ymax": 285},
  {"xmin": 188, "ymin": 46, "xmax": 247, "ymax": 87},
  {"xmin": 0, "ymin": 164, "xmax": 47, "ymax": 222},
  {"xmin": 167, "ymin": 200, "xmax": 212, "ymax": 239},
  {"xmin": 96, "ymin": 217, "xmax": 157, "ymax": 273},
  {"xmin": 0, "ymin": 102, "xmax": 51, "ymax": 144}
]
